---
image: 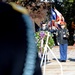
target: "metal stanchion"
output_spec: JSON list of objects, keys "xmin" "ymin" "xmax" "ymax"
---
[{"xmin": 40, "ymin": 31, "xmax": 63, "ymax": 75}]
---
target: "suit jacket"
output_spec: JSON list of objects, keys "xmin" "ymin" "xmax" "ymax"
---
[{"xmin": 0, "ymin": 2, "xmax": 42, "ymax": 75}]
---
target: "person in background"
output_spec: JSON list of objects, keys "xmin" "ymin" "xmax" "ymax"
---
[
  {"xmin": 73, "ymin": 30, "xmax": 75, "ymax": 46},
  {"xmin": 48, "ymin": 21, "xmax": 58, "ymax": 45},
  {"xmin": 39, "ymin": 22, "xmax": 47, "ymax": 58},
  {"xmin": 0, "ymin": 2, "xmax": 42, "ymax": 75},
  {"xmin": 71, "ymin": 19, "xmax": 75, "ymax": 46},
  {"xmin": 56, "ymin": 23, "xmax": 69, "ymax": 62}
]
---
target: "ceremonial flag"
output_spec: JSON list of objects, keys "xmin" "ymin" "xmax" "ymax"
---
[
  {"xmin": 51, "ymin": 8, "xmax": 57, "ymax": 21},
  {"xmin": 50, "ymin": 8, "xmax": 60, "ymax": 29},
  {"xmin": 54, "ymin": 8, "xmax": 65, "ymax": 25},
  {"xmin": 50, "ymin": 8, "xmax": 57, "ymax": 27},
  {"xmin": 50, "ymin": 7, "xmax": 65, "ymax": 29}
]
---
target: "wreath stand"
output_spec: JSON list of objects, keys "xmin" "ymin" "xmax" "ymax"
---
[{"xmin": 40, "ymin": 31, "xmax": 63, "ymax": 75}]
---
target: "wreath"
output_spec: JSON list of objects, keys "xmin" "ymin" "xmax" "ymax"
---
[{"xmin": 35, "ymin": 31, "xmax": 55, "ymax": 51}]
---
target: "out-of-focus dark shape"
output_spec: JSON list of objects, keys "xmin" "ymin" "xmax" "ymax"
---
[{"xmin": 0, "ymin": 2, "xmax": 42, "ymax": 75}]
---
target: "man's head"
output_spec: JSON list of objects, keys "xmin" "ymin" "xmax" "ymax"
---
[
  {"xmin": 61, "ymin": 25, "xmax": 65, "ymax": 29},
  {"xmin": 60, "ymin": 22, "xmax": 66, "ymax": 29}
]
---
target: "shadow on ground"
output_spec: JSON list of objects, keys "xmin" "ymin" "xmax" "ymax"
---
[
  {"xmin": 52, "ymin": 58, "xmax": 60, "ymax": 61},
  {"xmin": 41, "ymin": 61, "xmax": 51, "ymax": 66},
  {"xmin": 68, "ymin": 58, "xmax": 75, "ymax": 62}
]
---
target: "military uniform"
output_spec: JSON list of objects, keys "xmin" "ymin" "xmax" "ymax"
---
[
  {"xmin": 56, "ymin": 28, "xmax": 69, "ymax": 61},
  {"xmin": 0, "ymin": 2, "xmax": 42, "ymax": 75}
]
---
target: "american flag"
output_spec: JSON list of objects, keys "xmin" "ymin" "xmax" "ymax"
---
[
  {"xmin": 54, "ymin": 8, "xmax": 65, "ymax": 25},
  {"xmin": 50, "ymin": 7, "xmax": 65, "ymax": 29}
]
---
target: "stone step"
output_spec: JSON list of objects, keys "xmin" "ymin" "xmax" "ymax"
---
[
  {"xmin": 41, "ymin": 46, "xmax": 75, "ymax": 75},
  {"xmin": 42, "ymin": 61, "xmax": 75, "ymax": 75},
  {"xmin": 42, "ymin": 73, "xmax": 75, "ymax": 75},
  {"xmin": 53, "ymin": 46, "xmax": 75, "ymax": 50}
]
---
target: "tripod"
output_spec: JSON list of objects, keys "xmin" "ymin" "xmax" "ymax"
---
[{"xmin": 40, "ymin": 31, "xmax": 63, "ymax": 75}]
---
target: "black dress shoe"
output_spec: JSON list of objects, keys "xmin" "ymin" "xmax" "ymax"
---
[{"xmin": 60, "ymin": 60, "xmax": 66, "ymax": 62}]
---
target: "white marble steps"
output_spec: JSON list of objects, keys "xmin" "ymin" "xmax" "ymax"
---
[
  {"xmin": 42, "ymin": 61, "xmax": 75, "ymax": 75},
  {"xmin": 41, "ymin": 46, "xmax": 75, "ymax": 75},
  {"xmin": 53, "ymin": 46, "xmax": 75, "ymax": 50}
]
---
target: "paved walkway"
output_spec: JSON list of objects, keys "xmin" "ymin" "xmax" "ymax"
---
[{"xmin": 41, "ymin": 46, "xmax": 75, "ymax": 75}]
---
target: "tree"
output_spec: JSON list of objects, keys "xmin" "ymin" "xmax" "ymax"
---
[{"xmin": 54, "ymin": 0, "xmax": 75, "ymax": 45}]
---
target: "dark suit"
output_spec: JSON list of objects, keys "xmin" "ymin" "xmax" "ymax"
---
[{"xmin": 0, "ymin": 2, "xmax": 42, "ymax": 75}]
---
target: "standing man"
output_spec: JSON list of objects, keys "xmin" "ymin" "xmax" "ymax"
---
[{"xmin": 56, "ymin": 23, "xmax": 69, "ymax": 62}]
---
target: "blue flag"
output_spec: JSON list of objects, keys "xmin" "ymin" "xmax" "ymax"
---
[{"xmin": 50, "ymin": 8, "xmax": 57, "ymax": 21}]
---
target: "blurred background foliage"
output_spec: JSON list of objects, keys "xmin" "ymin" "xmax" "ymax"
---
[{"xmin": 54, "ymin": 0, "xmax": 75, "ymax": 45}]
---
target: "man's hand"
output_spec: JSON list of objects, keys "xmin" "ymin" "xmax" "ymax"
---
[{"xmin": 57, "ymin": 42, "xmax": 59, "ymax": 45}]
